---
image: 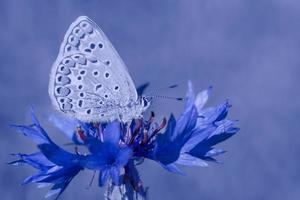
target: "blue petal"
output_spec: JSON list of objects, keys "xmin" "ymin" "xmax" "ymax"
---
[
  {"xmin": 159, "ymin": 163, "xmax": 185, "ymax": 175},
  {"xmin": 214, "ymin": 102, "xmax": 230, "ymax": 122},
  {"xmin": 22, "ymin": 164, "xmax": 81, "ymax": 191},
  {"xmin": 36, "ymin": 165, "xmax": 82, "ymax": 184},
  {"xmin": 176, "ymin": 153, "xmax": 208, "ymax": 167},
  {"xmin": 182, "ymin": 101, "xmax": 238, "ymax": 154},
  {"xmin": 44, "ymin": 167, "xmax": 80, "ymax": 200},
  {"xmin": 9, "ymin": 152, "xmax": 53, "ymax": 171},
  {"xmin": 205, "ymin": 149, "xmax": 226, "ymax": 157},
  {"xmin": 48, "ymin": 114, "xmax": 79, "ymax": 139},
  {"xmin": 12, "ymin": 110, "xmax": 52, "ymax": 145},
  {"xmin": 45, "ymin": 188, "xmax": 61, "ymax": 199},
  {"xmin": 22, "ymin": 171, "xmax": 47, "ymax": 185},
  {"xmin": 126, "ymin": 160, "xmax": 141, "ymax": 184},
  {"xmin": 189, "ymin": 144, "xmax": 212, "ymax": 159},
  {"xmin": 153, "ymin": 82, "xmax": 199, "ymax": 165},
  {"xmin": 154, "ymin": 115, "xmax": 178, "ymax": 163},
  {"xmin": 200, "ymin": 101, "xmax": 230, "ymax": 123},
  {"xmin": 84, "ymin": 136, "xmax": 105, "ymax": 155},
  {"xmin": 181, "ymin": 125, "xmax": 215, "ymax": 152},
  {"xmin": 194, "ymin": 86, "xmax": 212, "ymax": 111},
  {"xmin": 30, "ymin": 107, "xmax": 40, "ymax": 126},
  {"xmin": 200, "ymin": 120, "xmax": 239, "ymax": 147},
  {"xmin": 85, "ymin": 135, "xmax": 108, "ymax": 155},
  {"xmin": 116, "ymin": 147, "xmax": 132, "ymax": 167},
  {"xmin": 80, "ymin": 154, "xmax": 107, "ymax": 170},
  {"xmin": 176, "ymin": 81, "xmax": 196, "ymax": 135},
  {"xmin": 158, "ymin": 114, "xmax": 176, "ymax": 144},
  {"xmin": 38, "ymin": 143, "xmax": 82, "ymax": 167},
  {"xmin": 110, "ymin": 167, "xmax": 120, "ymax": 186},
  {"xmin": 99, "ymin": 169, "xmax": 110, "ymax": 187},
  {"xmin": 11, "ymin": 125, "xmax": 51, "ymax": 145},
  {"xmin": 103, "ymin": 120, "xmax": 121, "ymax": 145},
  {"xmin": 81, "ymin": 143, "xmax": 128, "ymax": 171}
]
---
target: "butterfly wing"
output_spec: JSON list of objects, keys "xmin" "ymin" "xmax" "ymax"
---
[{"xmin": 49, "ymin": 16, "xmax": 138, "ymax": 122}]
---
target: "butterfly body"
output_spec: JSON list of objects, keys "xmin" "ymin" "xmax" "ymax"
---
[{"xmin": 49, "ymin": 16, "xmax": 150, "ymax": 123}]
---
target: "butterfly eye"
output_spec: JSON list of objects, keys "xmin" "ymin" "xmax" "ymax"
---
[
  {"xmin": 114, "ymin": 86, "xmax": 119, "ymax": 91},
  {"xmin": 143, "ymin": 98, "xmax": 148, "ymax": 106}
]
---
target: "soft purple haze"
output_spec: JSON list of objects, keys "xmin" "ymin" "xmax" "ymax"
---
[{"xmin": 1, "ymin": 0, "xmax": 299, "ymax": 199}]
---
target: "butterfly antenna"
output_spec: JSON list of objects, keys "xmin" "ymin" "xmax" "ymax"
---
[{"xmin": 152, "ymin": 95, "xmax": 184, "ymax": 101}]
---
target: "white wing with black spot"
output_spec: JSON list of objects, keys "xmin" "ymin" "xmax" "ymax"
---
[{"xmin": 49, "ymin": 16, "xmax": 138, "ymax": 122}]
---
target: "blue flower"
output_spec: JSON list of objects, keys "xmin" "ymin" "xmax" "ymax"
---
[
  {"xmin": 10, "ymin": 109, "xmax": 83, "ymax": 199},
  {"xmin": 176, "ymin": 86, "xmax": 239, "ymax": 167},
  {"xmin": 80, "ymin": 121, "xmax": 133, "ymax": 186},
  {"xmin": 10, "ymin": 110, "xmax": 132, "ymax": 198},
  {"xmin": 150, "ymin": 82, "xmax": 198, "ymax": 173},
  {"xmin": 10, "ymin": 82, "xmax": 238, "ymax": 199}
]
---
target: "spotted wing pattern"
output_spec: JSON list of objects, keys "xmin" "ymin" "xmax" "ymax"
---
[{"xmin": 49, "ymin": 16, "xmax": 138, "ymax": 122}]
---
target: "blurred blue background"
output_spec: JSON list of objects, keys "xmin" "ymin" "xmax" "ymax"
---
[{"xmin": 1, "ymin": 0, "xmax": 300, "ymax": 199}]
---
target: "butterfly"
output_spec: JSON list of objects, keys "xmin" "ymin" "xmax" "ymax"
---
[{"xmin": 48, "ymin": 16, "xmax": 151, "ymax": 123}]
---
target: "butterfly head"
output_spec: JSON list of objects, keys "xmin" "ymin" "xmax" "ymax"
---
[{"xmin": 141, "ymin": 96, "xmax": 152, "ymax": 111}]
